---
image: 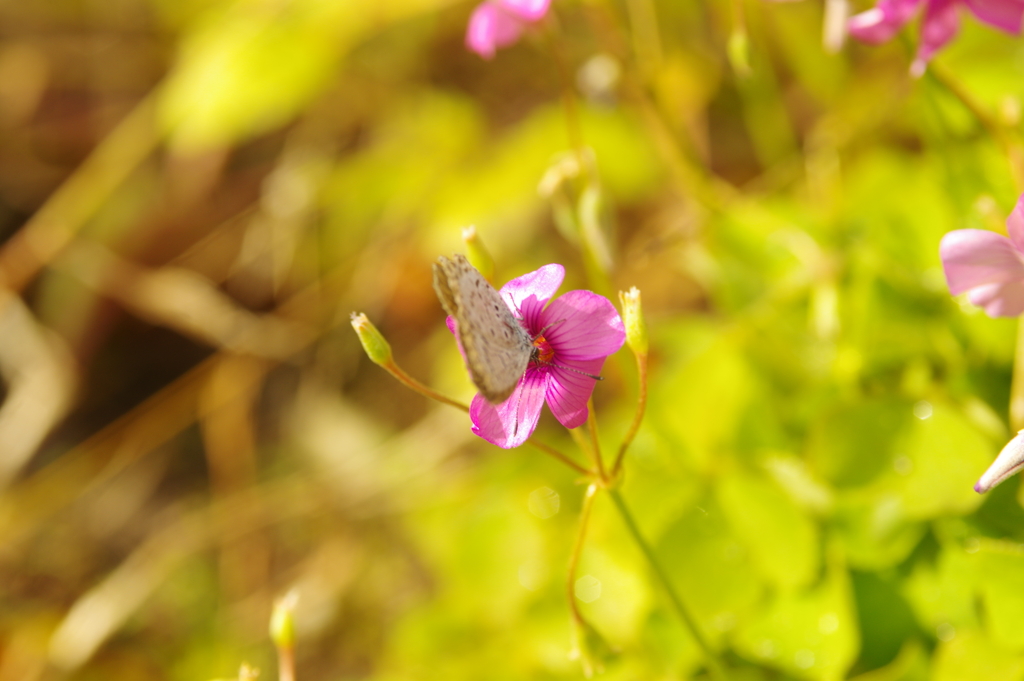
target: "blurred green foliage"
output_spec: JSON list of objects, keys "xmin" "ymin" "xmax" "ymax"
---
[{"xmin": 4, "ymin": 0, "xmax": 1024, "ymax": 680}]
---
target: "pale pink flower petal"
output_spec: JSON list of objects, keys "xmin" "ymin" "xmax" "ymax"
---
[
  {"xmin": 499, "ymin": 0, "xmax": 551, "ymax": 21},
  {"xmin": 964, "ymin": 0, "xmax": 1024, "ymax": 32},
  {"xmin": 976, "ymin": 429, "xmax": 1024, "ymax": 493},
  {"xmin": 466, "ymin": 2, "xmax": 526, "ymax": 59},
  {"xmin": 939, "ymin": 229, "xmax": 1024, "ymax": 294},
  {"xmin": 966, "ymin": 280, "xmax": 1024, "ymax": 316},
  {"xmin": 848, "ymin": 0, "xmax": 921, "ymax": 42},
  {"xmin": 940, "ymin": 196, "xmax": 1024, "ymax": 317},
  {"xmin": 470, "ymin": 372, "xmax": 547, "ymax": 448}
]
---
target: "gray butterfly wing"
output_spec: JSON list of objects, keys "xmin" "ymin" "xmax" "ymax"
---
[{"xmin": 433, "ymin": 255, "xmax": 532, "ymax": 403}]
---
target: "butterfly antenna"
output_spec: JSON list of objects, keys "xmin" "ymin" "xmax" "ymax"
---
[{"xmin": 554, "ymin": 363, "xmax": 604, "ymax": 381}]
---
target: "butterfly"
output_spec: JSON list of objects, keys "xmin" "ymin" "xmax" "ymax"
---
[{"xmin": 432, "ymin": 254, "xmax": 534, "ymax": 404}]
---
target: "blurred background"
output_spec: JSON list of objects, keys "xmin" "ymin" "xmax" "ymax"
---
[{"xmin": 3, "ymin": 0, "xmax": 1024, "ymax": 679}]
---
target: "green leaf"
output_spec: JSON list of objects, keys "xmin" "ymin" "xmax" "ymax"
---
[
  {"xmin": 832, "ymin": 492, "xmax": 926, "ymax": 570},
  {"xmin": 805, "ymin": 399, "xmax": 909, "ymax": 488},
  {"xmin": 655, "ymin": 500, "xmax": 764, "ymax": 644},
  {"xmin": 652, "ymin": 335, "xmax": 753, "ymax": 472},
  {"xmin": 847, "ymin": 640, "xmax": 930, "ymax": 681},
  {"xmin": 889, "ymin": 402, "xmax": 992, "ymax": 519},
  {"xmin": 160, "ymin": 0, "xmax": 352, "ymax": 151},
  {"xmin": 733, "ymin": 561, "xmax": 859, "ymax": 680},
  {"xmin": 973, "ymin": 539, "xmax": 1024, "ymax": 651},
  {"xmin": 903, "ymin": 542, "xmax": 979, "ymax": 636},
  {"xmin": 931, "ymin": 629, "xmax": 1024, "ymax": 681},
  {"xmin": 716, "ymin": 471, "xmax": 819, "ymax": 590}
]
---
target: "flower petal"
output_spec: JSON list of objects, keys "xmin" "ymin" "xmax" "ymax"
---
[
  {"xmin": 500, "ymin": 263, "xmax": 565, "ymax": 332},
  {"xmin": 966, "ymin": 280, "xmax": 1024, "ymax": 316},
  {"xmin": 848, "ymin": 0, "xmax": 921, "ymax": 43},
  {"xmin": 539, "ymin": 290, "xmax": 626, "ymax": 361},
  {"xmin": 1007, "ymin": 193, "xmax": 1024, "ymax": 252},
  {"xmin": 544, "ymin": 358, "xmax": 607, "ymax": 429},
  {"xmin": 939, "ymin": 229, "xmax": 1024, "ymax": 294},
  {"xmin": 964, "ymin": 0, "xmax": 1024, "ymax": 33},
  {"xmin": 470, "ymin": 370, "xmax": 547, "ymax": 448},
  {"xmin": 976, "ymin": 429, "xmax": 1024, "ymax": 493},
  {"xmin": 498, "ymin": 0, "xmax": 550, "ymax": 21},
  {"xmin": 915, "ymin": 0, "xmax": 960, "ymax": 68},
  {"xmin": 465, "ymin": 2, "xmax": 525, "ymax": 59}
]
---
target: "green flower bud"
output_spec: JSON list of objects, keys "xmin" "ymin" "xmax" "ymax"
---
[
  {"xmin": 727, "ymin": 29, "xmax": 751, "ymax": 78},
  {"xmin": 462, "ymin": 225, "xmax": 494, "ymax": 283},
  {"xmin": 618, "ymin": 287, "xmax": 648, "ymax": 356},
  {"xmin": 270, "ymin": 592, "xmax": 298, "ymax": 650},
  {"xmin": 351, "ymin": 313, "xmax": 392, "ymax": 366}
]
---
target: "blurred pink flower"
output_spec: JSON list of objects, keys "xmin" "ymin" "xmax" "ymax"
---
[
  {"xmin": 465, "ymin": 0, "xmax": 551, "ymax": 59},
  {"xmin": 940, "ymin": 195, "xmax": 1024, "ymax": 317},
  {"xmin": 848, "ymin": 0, "xmax": 1024, "ymax": 75},
  {"xmin": 447, "ymin": 263, "xmax": 624, "ymax": 449}
]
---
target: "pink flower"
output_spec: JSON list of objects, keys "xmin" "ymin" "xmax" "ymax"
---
[
  {"xmin": 465, "ymin": 0, "xmax": 551, "ymax": 59},
  {"xmin": 940, "ymin": 195, "xmax": 1024, "ymax": 317},
  {"xmin": 447, "ymin": 263, "xmax": 625, "ymax": 449},
  {"xmin": 848, "ymin": 0, "xmax": 1024, "ymax": 76}
]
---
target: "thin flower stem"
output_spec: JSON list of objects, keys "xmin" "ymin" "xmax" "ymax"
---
[
  {"xmin": 278, "ymin": 646, "xmax": 296, "ymax": 681},
  {"xmin": 927, "ymin": 63, "xmax": 1001, "ymax": 137},
  {"xmin": 0, "ymin": 93, "xmax": 159, "ymax": 293},
  {"xmin": 927, "ymin": 63, "xmax": 1024, "ymax": 191},
  {"xmin": 381, "ymin": 360, "xmax": 469, "ymax": 412},
  {"xmin": 527, "ymin": 438, "xmax": 593, "ymax": 476},
  {"xmin": 608, "ymin": 489, "xmax": 729, "ymax": 681},
  {"xmin": 569, "ymin": 427, "xmax": 603, "ymax": 479},
  {"xmin": 611, "ymin": 352, "xmax": 648, "ymax": 478},
  {"xmin": 1011, "ymin": 316, "xmax": 1024, "ymax": 431},
  {"xmin": 566, "ymin": 483, "xmax": 600, "ymax": 624},
  {"xmin": 624, "ymin": 0, "xmax": 662, "ymax": 76},
  {"xmin": 586, "ymin": 398, "xmax": 608, "ymax": 482},
  {"xmin": 546, "ymin": 12, "xmax": 587, "ymax": 160}
]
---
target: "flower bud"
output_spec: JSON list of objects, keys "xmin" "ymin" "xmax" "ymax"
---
[
  {"xmin": 462, "ymin": 225, "xmax": 494, "ymax": 283},
  {"xmin": 578, "ymin": 184, "xmax": 613, "ymax": 273},
  {"xmin": 351, "ymin": 313, "xmax": 392, "ymax": 366},
  {"xmin": 975, "ymin": 430, "xmax": 1024, "ymax": 494},
  {"xmin": 270, "ymin": 591, "xmax": 298, "ymax": 650},
  {"xmin": 618, "ymin": 287, "xmax": 648, "ymax": 356},
  {"xmin": 727, "ymin": 30, "xmax": 751, "ymax": 78}
]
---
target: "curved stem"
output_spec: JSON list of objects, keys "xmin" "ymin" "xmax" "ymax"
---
[
  {"xmin": 527, "ymin": 438, "xmax": 593, "ymax": 476},
  {"xmin": 277, "ymin": 646, "xmax": 296, "ymax": 681},
  {"xmin": 381, "ymin": 360, "xmax": 469, "ymax": 412},
  {"xmin": 927, "ymin": 63, "xmax": 1024, "ymax": 192},
  {"xmin": 608, "ymin": 489, "xmax": 729, "ymax": 681},
  {"xmin": 0, "ymin": 93, "xmax": 159, "ymax": 293},
  {"xmin": 586, "ymin": 398, "xmax": 607, "ymax": 482},
  {"xmin": 624, "ymin": 0, "xmax": 662, "ymax": 77},
  {"xmin": 611, "ymin": 352, "xmax": 648, "ymax": 478},
  {"xmin": 1011, "ymin": 317, "xmax": 1024, "ymax": 431},
  {"xmin": 546, "ymin": 11, "xmax": 586, "ymax": 159},
  {"xmin": 567, "ymin": 483, "xmax": 599, "ymax": 624}
]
